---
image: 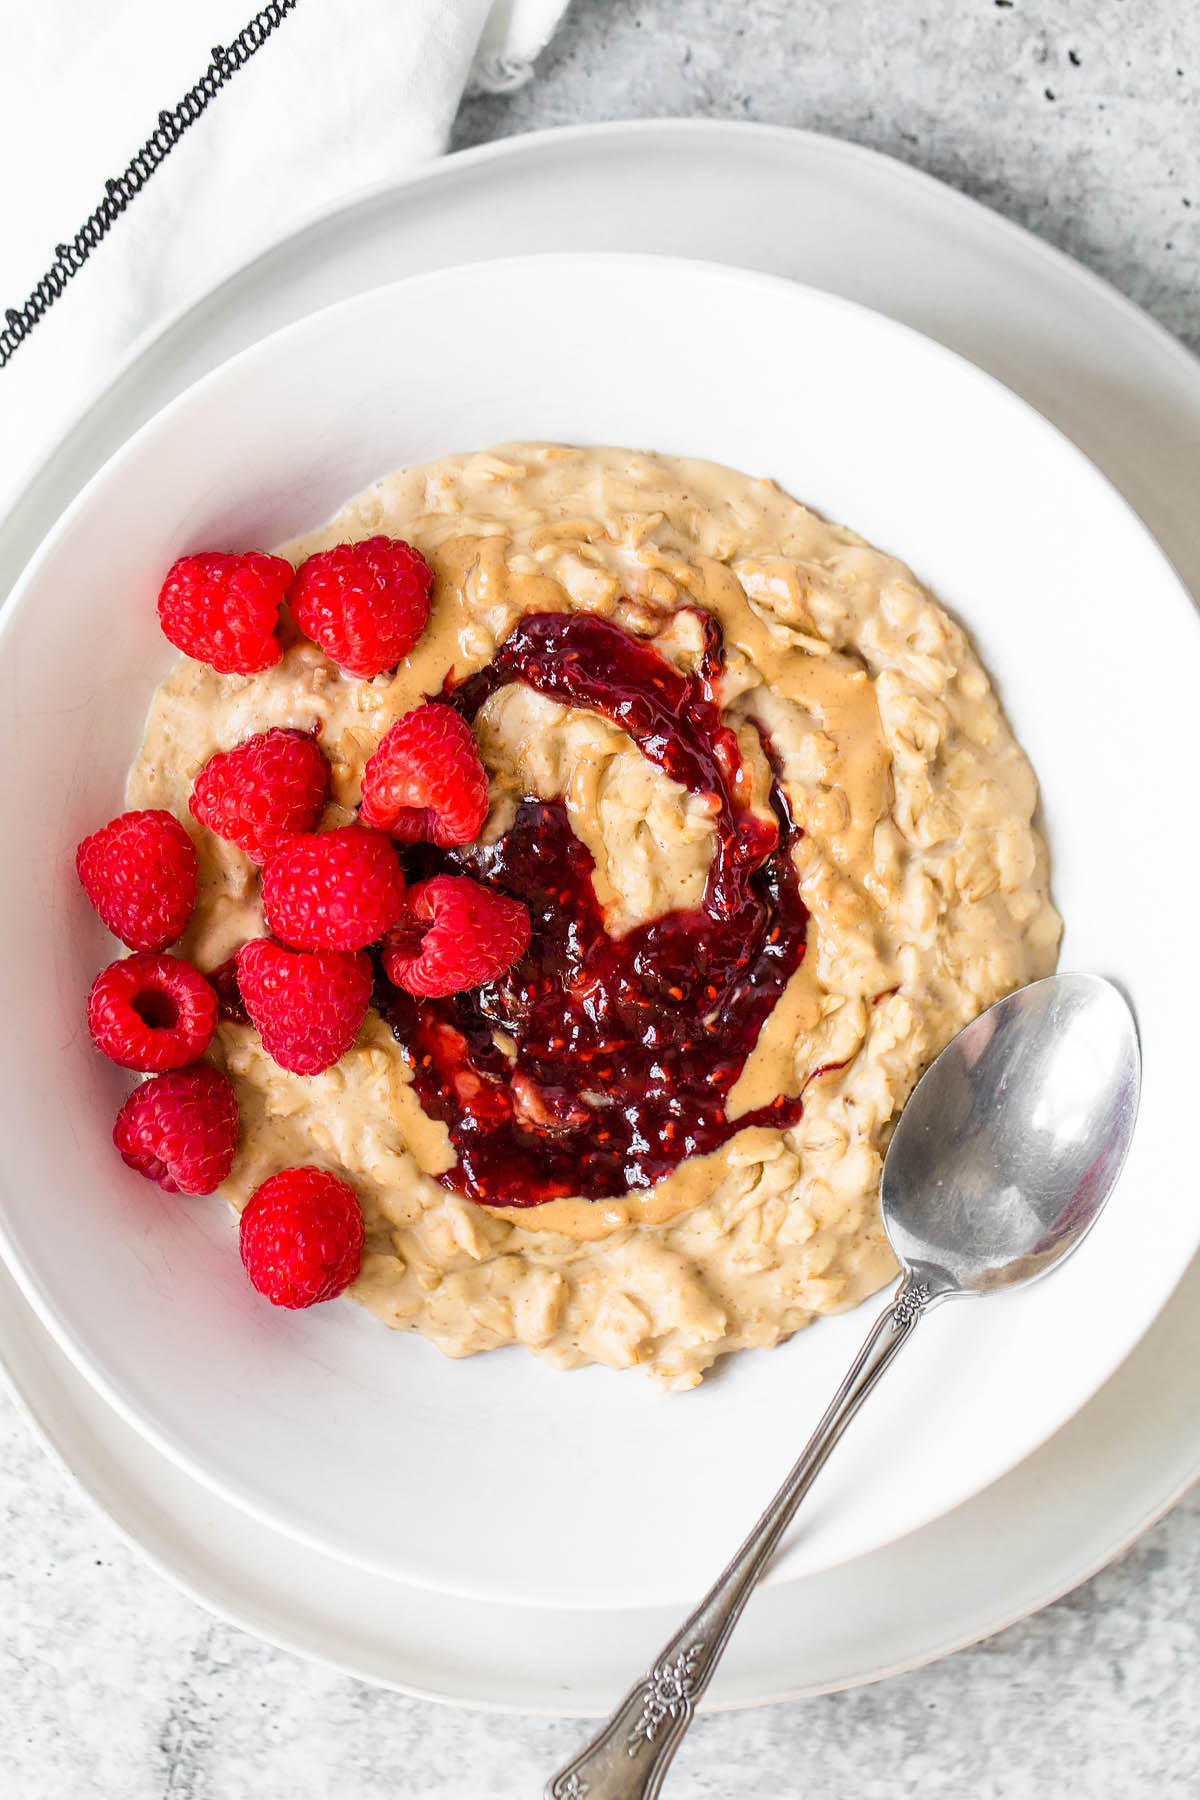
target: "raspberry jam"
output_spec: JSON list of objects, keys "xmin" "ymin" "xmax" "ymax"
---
[{"xmin": 374, "ymin": 613, "xmax": 809, "ymax": 1206}]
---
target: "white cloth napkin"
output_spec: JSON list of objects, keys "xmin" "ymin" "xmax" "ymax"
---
[{"xmin": 0, "ymin": 0, "xmax": 566, "ymax": 514}]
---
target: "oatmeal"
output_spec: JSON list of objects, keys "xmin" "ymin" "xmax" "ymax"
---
[{"xmin": 128, "ymin": 444, "xmax": 1060, "ymax": 1387}]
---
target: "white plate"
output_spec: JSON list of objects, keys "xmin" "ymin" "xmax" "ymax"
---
[
  {"xmin": 1, "ymin": 123, "xmax": 1198, "ymax": 1699},
  {"xmin": 6, "ymin": 1242, "xmax": 1200, "ymax": 1715},
  {"xmin": 2, "ymin": 245, "xmax": 1196, "ymax": 1611}
]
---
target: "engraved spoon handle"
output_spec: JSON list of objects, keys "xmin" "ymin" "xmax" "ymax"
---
[{"xmin": 546, "ymin": 1280, "xmax": 931, "ymax": 1800}]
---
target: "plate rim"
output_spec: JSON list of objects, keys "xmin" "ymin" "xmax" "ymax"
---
[
  {"xmin": 1, "ymin": 117, "xmax": 1198, "ymax": 1704},
  {"xmin": 4, "ymin": 1243, "xmax": 1199, "ymax": 1717}
]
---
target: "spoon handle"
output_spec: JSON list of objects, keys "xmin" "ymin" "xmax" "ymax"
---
[{"xmin": 546, "ymin": 1279, "xmax": 931, "ymax": 1800}]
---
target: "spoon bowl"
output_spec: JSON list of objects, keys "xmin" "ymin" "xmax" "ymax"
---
[{"xmin": 883, "ymin": 973, "xmax": 1141, "ymax": 1300}]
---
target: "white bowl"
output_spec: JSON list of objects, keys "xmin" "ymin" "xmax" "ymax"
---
[{"xmin": 0, "ymin": 255, "xmax": 1196, "ymax": 1611}]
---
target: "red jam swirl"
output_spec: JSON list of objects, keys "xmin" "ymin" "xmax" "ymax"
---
[{"xmin": 374, "ymin": 612, "xmax": 809, "ymax": 1206}]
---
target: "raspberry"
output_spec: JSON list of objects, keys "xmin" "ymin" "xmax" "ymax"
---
[
  {"xmin": 290, "ymin": 536, "xmax": 433, "ymax": 680},
  {"xmin": 157, "ymin": 551, "xmax": 291, "ymax": 675},
  {"xmin": 88, "ymin": 953, "xmax": 217, "ymax": 1072},
  {"xmin": 76, "ymin": 809, "xmax": 197, "ymax": 952},
  {"xmin": 239, "ymin": 1166, "xmax": 364, "ymax": 1308},
  {"xmin": 113, "ymin": 1064, "xmax": 238, "ymax": 1195},
  {"xmin": 359, "ymin": 704, "xmax": 489, "ymax": 846},
  {"xmin": 381, "ymin": 874, "xmax": 530, "ymax": 999},
  {"xmin": 190, "ymin": 727, "xmax": 329, "ymax": 863},
  {"xmin": 236, "ymin": 939, "xmax": 372, "ymax": 1075},
  {"xmin": 262, "ymin": 826, "xmax": 405, "ymax": 952}
]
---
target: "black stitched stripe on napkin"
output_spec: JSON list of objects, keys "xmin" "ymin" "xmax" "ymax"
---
[{"xmin": 0, "ymin": 1, "xmax": 300, "ymax": 370}]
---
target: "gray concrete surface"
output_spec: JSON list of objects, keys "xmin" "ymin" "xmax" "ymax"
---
[
  {"xmin": 456, "ymin": 0, "xmax": 1200, "ymax": 355},
  {"xmin": 3, "ymin": 1, "xmax": 1199, "ymax": 1794}
]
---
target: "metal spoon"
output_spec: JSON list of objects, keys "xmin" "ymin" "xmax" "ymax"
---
[{"xmin": 547, "ymin": 973, "xmax": 1140, "ymax": 1800}]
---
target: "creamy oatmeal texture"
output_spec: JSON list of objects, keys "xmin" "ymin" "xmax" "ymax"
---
[{"xmin": 129, "ymin": 444, "xmax": 1060, "ymax": 1388}]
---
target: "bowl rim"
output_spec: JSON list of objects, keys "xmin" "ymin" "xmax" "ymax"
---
[{"xmin": 1, "ymin": 249, "xmax": 1197, "ymax": 1606}]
